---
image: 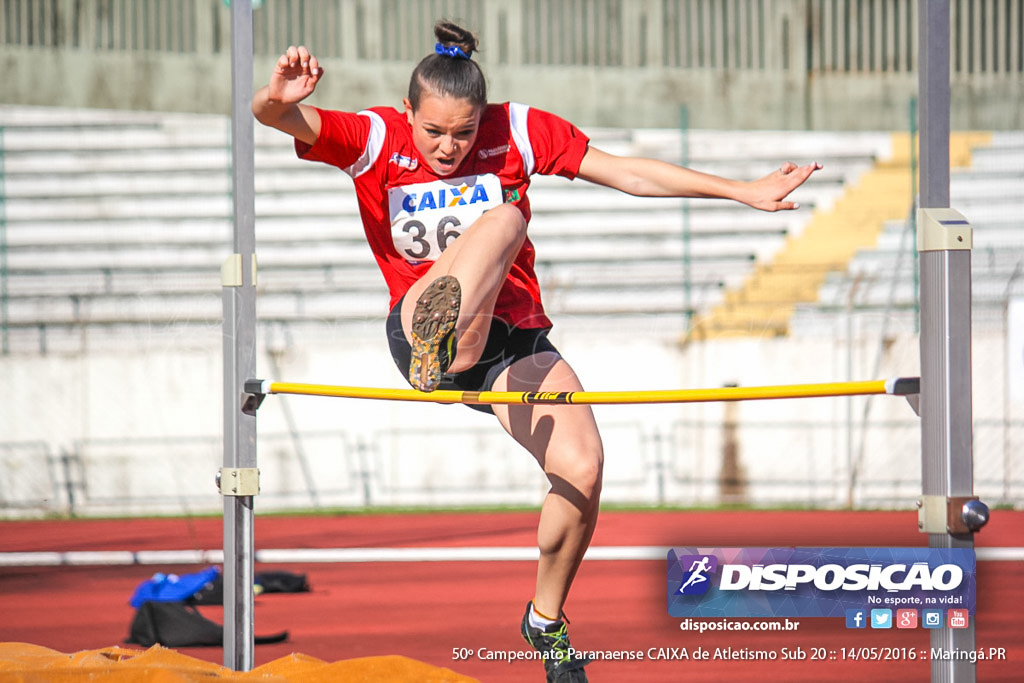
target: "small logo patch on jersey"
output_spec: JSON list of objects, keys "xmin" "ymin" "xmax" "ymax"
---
[
  {"xmin": 503, "ymin": 187, "xmax": 521, "ymax": 203},
  {"xmin": 389, "ymin": 152, "xmax": 418, "ymax": 170},
  {"xmin": 478, "ymin": 144, "xmax": 510, "ymax": 160}
]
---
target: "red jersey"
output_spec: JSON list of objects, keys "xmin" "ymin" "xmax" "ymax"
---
[{"xmin": 295, "ymin": 102, "xmax": 590, "ymax": 329}]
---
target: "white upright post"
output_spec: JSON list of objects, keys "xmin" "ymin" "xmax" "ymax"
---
[
  {"xmin": 221, "ymin": 0, "xmax": 258, "ymax": 671},
  {"xmin": 917, "ymin": 2, "xmax": 981, "ymax": 682}
]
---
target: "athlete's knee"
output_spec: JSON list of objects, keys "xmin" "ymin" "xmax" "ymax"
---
[
  {"xmin": 485, "ymin": 203, "xmax": 528, "ymax": 244},
  {"xmin": 550, "ymin": 439, "xmax": 604, "ymax": 499}
]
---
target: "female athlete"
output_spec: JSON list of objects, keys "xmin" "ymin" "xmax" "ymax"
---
[{"xmin": 253, "ymin": 20, "xmax": 820, "ymax": 682}]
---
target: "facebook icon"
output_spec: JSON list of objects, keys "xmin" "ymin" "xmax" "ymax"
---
[{"xmin": 846, "ymin": 609, "xmax": 867, "ymax": 629}]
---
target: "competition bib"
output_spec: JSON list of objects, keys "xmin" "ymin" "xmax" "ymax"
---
[{"xmin": 388, "ymin": 174, "xmax": 503, "ymax": 262}]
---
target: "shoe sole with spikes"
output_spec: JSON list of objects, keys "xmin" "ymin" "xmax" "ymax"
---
[{"xmin": 409, "ymin": 275, "xmax": 461, "ymax": 392}]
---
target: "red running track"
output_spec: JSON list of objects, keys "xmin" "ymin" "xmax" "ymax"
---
[{"xmin": 0, "ymin": 509, "xmax": 1021, "ymax": 682}]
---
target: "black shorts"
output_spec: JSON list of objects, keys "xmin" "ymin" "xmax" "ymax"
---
[{"xmin": 386, "ymin": 297, "xmax": 560, "ymax": 414}]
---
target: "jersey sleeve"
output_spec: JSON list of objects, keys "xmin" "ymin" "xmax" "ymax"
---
[
  {"xmin": 294, "ymin": 107, "xmax": 373, "ymax": 171},
  {"xmin": 524, "ymin": 107, "xmax": 591, "ymax": 179}
]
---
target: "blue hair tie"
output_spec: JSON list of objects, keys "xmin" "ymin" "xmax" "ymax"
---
[{"xmin": 435, "ymin": 42, "xmax": 472, "ymax": 59}]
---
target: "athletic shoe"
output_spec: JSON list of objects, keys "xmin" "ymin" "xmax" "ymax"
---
[
  {"xmin": 409, "ymin": 275, "xmax": 460, "ymax": 392},
  {"xmin": 520, "ymin": 602, "xmax": 590, "ymax": 682}
]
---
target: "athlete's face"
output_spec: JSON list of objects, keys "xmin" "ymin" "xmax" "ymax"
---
[{"xmin": 405, "ymin": 92, "xmax": 482, "ymax": 176}]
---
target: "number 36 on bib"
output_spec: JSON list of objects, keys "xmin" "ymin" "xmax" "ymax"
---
[{"xmin": 387, "ymin": 174, "xmax": 504, "ymax": 262}]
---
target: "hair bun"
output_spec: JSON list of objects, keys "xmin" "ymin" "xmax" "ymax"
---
[
  {"xmin": 408, "ymin": 19, "xmax": 487, "ymax": 109},
  {"xmin": 434, "ymin": 20, "xmax": 478, "ymax": 57}
]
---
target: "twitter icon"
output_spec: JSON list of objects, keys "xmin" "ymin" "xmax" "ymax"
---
[{"xmin": 871, "ymin": 609, "xmax": 893, "ymax": 629}]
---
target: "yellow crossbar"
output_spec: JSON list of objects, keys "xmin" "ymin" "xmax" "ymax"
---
[{"xmin": 248, "ymin": 378, "xmax": 919, "ymax": 407}]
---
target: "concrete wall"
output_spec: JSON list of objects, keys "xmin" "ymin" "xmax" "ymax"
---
[
  {"xmin": 2, "ymin": 0, "xmax": 1022, "ymax": 130},
  {"xmin": 2, "ymin": 48, "xmax": 1022, "ymax": 131},
  {"xmin": 2, "ymin": 322, "xmax": 1020, "ymax": 517}
]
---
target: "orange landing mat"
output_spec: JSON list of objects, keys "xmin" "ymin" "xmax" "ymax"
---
[{"xmin": 0, "ymin": 643, "xmax": 479, "ymax": 682}]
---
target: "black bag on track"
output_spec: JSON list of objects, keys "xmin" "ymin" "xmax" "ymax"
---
[
  {"xmin": 126, "ymin": 601, "xmax": 288, "ymax": 647},
  {"xmin": 255, "ymin": 570, "xmax": 311, "ymax": 594},
  {"xmin": 189, "ymin": 570, "xmax": 310, "ymax": 605}
]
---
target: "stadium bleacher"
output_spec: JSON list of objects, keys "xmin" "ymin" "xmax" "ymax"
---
[
  {"xmin": 1, "ymin": 105, "xmax": 1019, "ymax": 353},
  {"xmin": 790, "ymin": 131, "xmax": 1024, "ymax": 334}
]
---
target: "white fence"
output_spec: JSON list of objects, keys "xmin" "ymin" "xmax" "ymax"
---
[
  {"xmin": 4, "ymin": 1, "xmax": 1021, "ymax": 74},
  {"xmin": 1, "ymin": 324, "xmax": 1022, "ymax": 518}
]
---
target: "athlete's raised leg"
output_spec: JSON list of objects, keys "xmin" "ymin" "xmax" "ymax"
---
[{"xmin": 401, "ymin": 203, "xmax": 527, "ymax": 384}]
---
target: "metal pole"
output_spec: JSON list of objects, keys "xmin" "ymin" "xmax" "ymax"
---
[
  {"xmin": 222, "ymin": 0, "xmax": 258, "ymax": 671},
  {"xmin": 680, "ymin": 105, "xmax": 691, "ymax": 332},
  {"xmin": 1003, "ymin": 265, "xmax": 1023, "ymax": 503},
  {"xmin": 1, "ymin": 126, "xmax": 9, "ymax": 355},
  {"xmin": 909, "ymin": 97, "xmax": 921, "ymax": 332},
  {"xmin": 917, "ymin": 2, "xmax": 977, "ymax": 682}
]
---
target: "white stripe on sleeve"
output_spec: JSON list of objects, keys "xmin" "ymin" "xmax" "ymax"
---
[
  {"xmin": 344, "ymin": 110, "xmax": 386, "ymax": 178},
  {"xmin": 509, "ymin": 102, "xmax": 535, "ymax": 176}
]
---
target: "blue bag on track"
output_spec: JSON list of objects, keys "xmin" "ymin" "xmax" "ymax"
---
[{"xmin": 129, "ymin": 566, "xmax": 221, "ymax": 608}]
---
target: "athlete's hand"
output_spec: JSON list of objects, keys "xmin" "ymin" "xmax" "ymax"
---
[
  {"xmin": 741, "ymin": 161, "xmax": 822, "ymax": 212},
  {"xmin": 267, "ymin": 45, "xmax": 323, "ymax": 104}
]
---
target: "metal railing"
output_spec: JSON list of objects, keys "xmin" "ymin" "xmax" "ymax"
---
[
  {"xmin": 4, "ymin": 417, "xmax": 1020, "ymax": 516},
  {"xmin": 2, "ymin": 0, "xmax": 1021, "ymax": 74},
  {"xmin": 3, "ymin": 0, "xmax": 1020, "ymax": 128}
]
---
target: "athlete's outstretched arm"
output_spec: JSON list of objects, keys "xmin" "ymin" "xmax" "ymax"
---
[
  {"xmin": 576, "ymin": 146, "xmax": 821, "ymax": 212},
  {"xmin": 252, "ymin": 45, "xmax": 324, "ymax": 145}
]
